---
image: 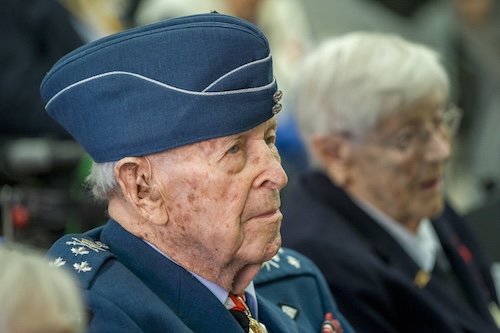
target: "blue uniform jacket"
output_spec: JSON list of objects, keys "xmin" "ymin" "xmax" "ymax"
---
[
  {"xmin": 281, "ymin": 171, "xmax": 500, "ymax": 333},
  {"xmin": 47, "ymin": 218, "xmax": 354, "ymax": 333}
]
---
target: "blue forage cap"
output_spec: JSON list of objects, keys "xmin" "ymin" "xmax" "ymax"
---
[{"xmin": 40, "ymin": 13, "xmax": 282, "ymax": 162}]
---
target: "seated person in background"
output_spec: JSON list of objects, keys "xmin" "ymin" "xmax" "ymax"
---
[
  {"xmin": 280, "ymin": 31, "xmax": 500, "ymax": 333},
  {"xmin": 0, "ymin": 242, "xmax": 86, "ymax": 333},
  {"xmin": 0, "ymin": 0, "xmax": 83, "ymax": 139},
  {"xmin": 42, "ymin": 13, "xmax": 354, "ymax": 333}
]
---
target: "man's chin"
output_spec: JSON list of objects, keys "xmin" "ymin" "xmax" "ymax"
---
[
  {"xmin": 236, "ymin": 235, "xmax": 281, "ymax": 267},
  {"xmin": 262, "ymin": 237, "xmax": 281, "ymax": 262}
]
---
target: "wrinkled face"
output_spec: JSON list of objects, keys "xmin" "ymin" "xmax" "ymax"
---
[
  {"xmin": 152, "ymin": 118, "xmax": 287, "ymax": 269},
  {"xmin": 346, "ymin": 97, "xmax": 453, "ymax": 226}
]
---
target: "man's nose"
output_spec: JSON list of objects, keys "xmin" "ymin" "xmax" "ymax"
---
[{"xmin": 253, "ymin": 147, "xmax": 288, "ymax": 190}]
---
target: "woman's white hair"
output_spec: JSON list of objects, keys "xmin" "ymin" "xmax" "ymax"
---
[
  {"xmin": 293, "ymin": 31, "xmax": 450, "ymax": 142},
  {"xmin": 0, "ymin": 244, "xmax": 86, "ymax": 333},
  {"xmin": 86, "ymin": 161, "xmax": 118, "ymax": 202}
]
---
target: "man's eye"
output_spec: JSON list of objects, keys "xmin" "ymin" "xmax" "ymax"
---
[
  {"xmin": 265, "ymin": 135, "xmax": 276, "ymax": 146},
  {"xmin": 227, "ymin": 144, "xmax": 240, "ymax": 154}
]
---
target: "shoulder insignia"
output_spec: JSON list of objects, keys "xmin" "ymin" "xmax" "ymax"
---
[
  {"xmin": 262, "ymin": 248, "xmax": 302, "ymax": 272},
  {"xmin": 255, "ymin": 247, "xmax": 316, "ymax": 284},
  {"xmin": 47, "ymin": 233, "xmax": 114, "ymax": 288},
  {"xmin": 66, "ymin": 237, "xmax": 109, "ymax": 253}
]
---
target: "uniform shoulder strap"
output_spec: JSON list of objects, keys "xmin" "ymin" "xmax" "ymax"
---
[
  {"xmin": 47, "ymin": 229, "xmax": 115, "ymax": 288},
  {"xmin": 254, "ymin": 247, "xmax": 317, "ymax": 284}
]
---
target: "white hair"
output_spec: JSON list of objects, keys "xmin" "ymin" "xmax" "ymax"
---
[
  {"xmin": 294, "ymin": 31, "xmax": 450, "ymax": 143},
  {"xmin": 0, "ymin": 244, "xmax": 86, "ymax": 333},
  {"xmin": 85, "ymin": 161, "xmax": 118, "ymax": 201}
]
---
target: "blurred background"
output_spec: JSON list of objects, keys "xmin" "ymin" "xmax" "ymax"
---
[{"xmin": 1, "ymin": 0, "xmax": 499, "ymax": 263}]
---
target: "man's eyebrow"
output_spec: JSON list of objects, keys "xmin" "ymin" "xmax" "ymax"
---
[{"xmin": 267, "ymin": 118, "xmax": 278, "ymax": 130}]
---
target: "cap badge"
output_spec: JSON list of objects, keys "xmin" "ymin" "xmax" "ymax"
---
[
  {"xmin": 273, "ymin": 90, "xmax": 283, "ymax": 103},
  {"xmin": 272, "ymin": 103, "xmax": 282, "ymax": 115}
]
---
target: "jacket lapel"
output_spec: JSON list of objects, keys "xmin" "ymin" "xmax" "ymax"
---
[
  {"xmin": 100, "ymin": 220, "xmax": 245, "ymax": 332},
  {"xmin": 433, "ymin": 213, "xmax": 497, "ymax": 324},
  {"xmin": 305, "ymin": 172, "xmax": 498, "ymax": 331},
  {"xmin": 305, "ymin": 172, "xmax": 422, "ymax": 277}
]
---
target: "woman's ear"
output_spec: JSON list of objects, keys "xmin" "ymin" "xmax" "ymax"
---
[
  {"xmin": 115, "ymin": 157, "xmax": 166, "ymax": 225},
  {"xmin": 311, "ymin": 134, "xmax": 352, "ymax": 186}
]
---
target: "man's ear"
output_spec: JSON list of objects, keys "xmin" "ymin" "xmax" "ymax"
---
[
  {"xmin": 115, "ymin": 157, "xmax": 166, "ymax": 225},
  {"xmin": 311, "ymin": 134, "xmax": 352, "ymax": 186}
]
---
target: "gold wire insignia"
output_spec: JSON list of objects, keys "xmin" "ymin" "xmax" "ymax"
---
[{"xmin": 66, "ymin": 237, "xmax": 109, "ymax": 252}]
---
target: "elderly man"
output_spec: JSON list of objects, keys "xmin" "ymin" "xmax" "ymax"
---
[
  {"xmin": 41, "ymin": 13, "xmax": 353, "ymax": 333},
  {"xmin": 280, "ymin": 32, "xmax": 500, "ymax": 333}
]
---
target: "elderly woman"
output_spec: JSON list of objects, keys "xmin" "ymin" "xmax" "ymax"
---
[{"xmin": 280, "ymin": 31, "xmax": 500, "ymax": 333}]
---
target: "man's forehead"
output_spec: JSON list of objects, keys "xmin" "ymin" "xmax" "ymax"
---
[
  {"xmin": 195, "ymin": 118, "xmax": 277, "ymax": 149},
  {"xmin": 158, "ymin": 117, "xmax": 278, "ymax": 159}
]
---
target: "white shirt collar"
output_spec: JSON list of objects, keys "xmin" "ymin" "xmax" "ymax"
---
[
  {"xmin": 143, "ymin": 240, "xmax": 259, "ymax": 316},
  {"xmin": 354, "ymin": 197, "xmax": 442, "ymax": 272},
  {"xmin": 189, "ymin": 270, "xmax": 258, "ymax": 317}
]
